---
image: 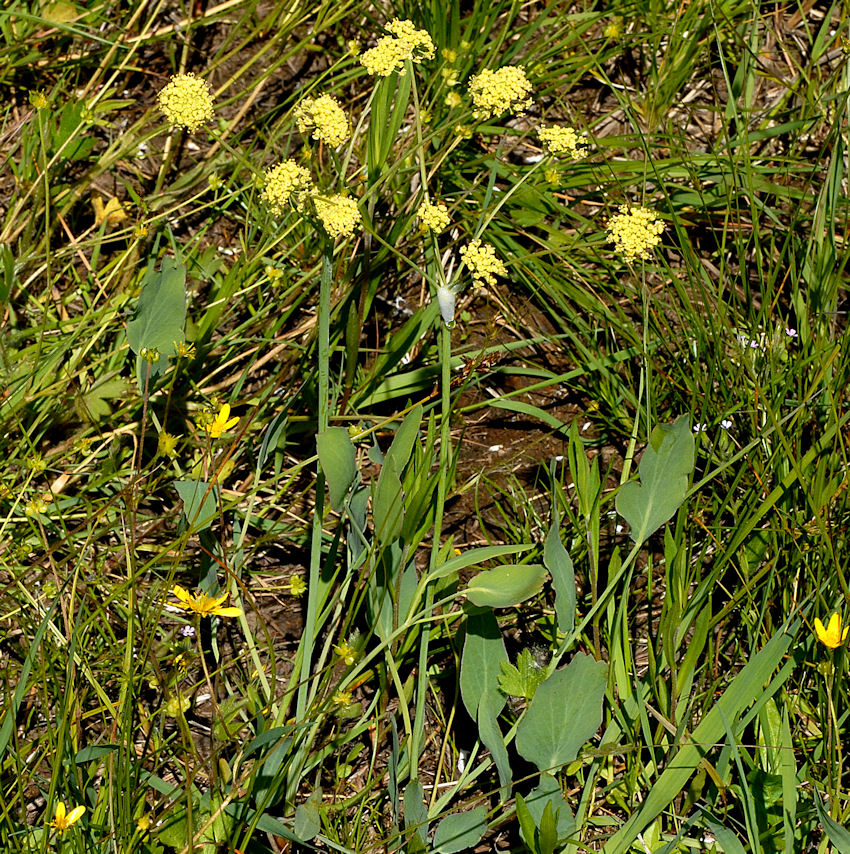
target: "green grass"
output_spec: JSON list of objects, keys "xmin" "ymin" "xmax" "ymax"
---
[{"xmin": 1, "ymin": 0, "xmax": 850, "ymax": 851}]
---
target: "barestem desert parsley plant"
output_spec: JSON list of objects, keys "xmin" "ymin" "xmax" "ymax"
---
[
  {"xmin": 261, "ymin": 160, "xmax": 314, "ymax": 215},
  {"xmin": 468, "ymin": 66, "xmax": 533, "ymax": 118},
  {"xmin": 417, "ymin": 199, "xmax": 450, "ymax": 233},
  {"xmin": 157, "ymin": 73, "xmax": 215, "ymax": 132},
  {"xmin": 294, "ymin": 94, "xmax": 350, "ymax": 147},
  {"xmin": 460, "ymin": 239, "xmax": 507, "ymax": 287},
  {"xmin": 538, "ymin": 125, "xmax": 588, "ymax": 159},
  {"xmin": 606, "ymin": 205, "xmax": 665, "ymax": 262},
  {"xmin": 359, "ymin": 18, "xmax": 435, "ymax": 76}
]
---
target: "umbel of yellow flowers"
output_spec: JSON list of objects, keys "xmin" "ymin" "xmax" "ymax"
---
[
  {"xmin": 814, "ymin": 612, "xmax": 849, "ymax": 649},
  {"xmin": 157, "ymin": 73, "xmax": 214, "ymax": 132}
]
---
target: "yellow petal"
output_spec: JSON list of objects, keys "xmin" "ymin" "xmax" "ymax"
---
[
  {"xmin": 171, "ymin": 585, "xmax": 194, "ymax": 607},
  {"xmin": 218, "ymin": 403, "xmax": 231, "ymax": 422},
  {"xmin": 54, "ymin": 802, "xmax": 67, "ymax": 822},
  {"xmin": 223, "ymin": 416, "xmax": 240, "ymax": 431},
  {"xmin": 66, "ymin": 805, "xmax": 86, "ymax": 825},
  {"xmin": 212, "ymin": 605, "xmax": 242, "ymax": 618}
]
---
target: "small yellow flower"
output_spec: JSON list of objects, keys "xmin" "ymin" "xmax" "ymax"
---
[
  {"xmin": 140, "ymin": 346, "xmax": 160, "ymax": 363},
  {"xmin": 136, "ymin": 813, "xmax": 151, "ymax": 832},
  {"xmin": 164, "ymin": 693, "xmax": 191, "ymax": 717},
  {"xmin": 157, "ymin": 72, "xmax": 215, "ymax": 132},
  {"xmin": 606, "ymin": 205, "xmax": 665, "ymax": 262},
  {"xmin": 48, "ymin": 801, "xmax": 85, "ymax": 833},
  {"xmin": 443, "ymin": 48, "xmax": 458, "ymax": 64},
  {"xmin": 360, "ymin": 18, "xmax": 435, "ymax": 76},
  {"xmin": 133, "ymin": 223, "xmax": 149, "ymax": 239},
  {"xmin": 538, "ymin": 126, "xmax": 589, "ymax": 159},
  {"xmin": 417, "ymin": 200, "xmax": 450, "ymax": 233},
  {"xmin": 332, "ymin": 688, "xmax": 352, "ymax": 707},
  {"xmin": 460, "ymin": 239, "xmax": 508, "ymax": 288},
  {"xmin": 26, "ymin": 452, "xmax": 46, "ymax": 473},
  {"xmin": 603, "ymin": 20, "xmax": 622, "ymax": 38},
  {"xmin": 202, "ymin": 402, "xmax": 239, "ymax": 438},
  {"xmin": 174, "ymin": 340, "xmax": 195, "ymax": 358},
  {"xmin": 30, "ymin": 90, "xmax": 49, "ymax": 110},
  {"xmin": 92, "ymin": 195, "xmax": 128, "ymax": 228},
  {"xmin": 261, "ymin": 160, "xmax": 314, "ymax": 216},
  {"xmin": 444, "ymin": 91, "xmax": 462, "ymax": 109},
  {"xmin": 313, "ymin": 194, "xmax": 362, "ymax": 239},
  {"xmin": 265, "ymin": 265, "xmax": 284, "ymax": 282},
  {"xmin": 815, "ymin": 613, "xmax": 849, "ymax": 649},
  {"xmin": 170, "ymin": 585, "xmax": 241, "ymax": 618},
  {"xmin": 294, "ymin": 94, "xmax": 350, "ymax": 147},
  {"xmin": 157, "ymin": 431, "xmax": 179, "ymax": 457},
  {"xmin": 289, "ymin": 575, "xmax": 307, "ymax": 597},
  {"xmin": 468, "ymin": 66, "xmax": 533, "ymax": 119},
  {"xmin": 25, "ymin": 496, "xmax": 48, "ymax": 517},
  {"xmin": 334, "ymin": 640, "xmax": 357, "ymax": 666}
]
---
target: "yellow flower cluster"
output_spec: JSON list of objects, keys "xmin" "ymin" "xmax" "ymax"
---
[
  {"xmin": 359, "ymin": 18, "xmax": 435, "ymax": 77},
  {"xmin": 417, "ymin": 199, "xmax": 450, "ymax": 233},
  {"xmin": 468, "ymin": 66, "xmax": 533, "ymax": 119},
  {"xmin": 157, "ymin": 73, "xmax": 214, "ymax": 132},
  {"xmin": 313, "ymin": 194, "xmax": 362, "ymax": 239},
  {"xmin": 295, "ymin": 94, "xmax": 350, "ymax": 147},
  {"xmin": 261, "ymin": 160, "xmax": 314, "ymax": 215},
  {"xmin": 460, "ymin": 239, "xmax": 507, "ymax": 287},
  {"xmin": 606, "ymin": 205, "xmax": 665, "ymax": 262},
  {"xmin": 538, "ymin": 126, "xmax": 588, "ymax": 159}
]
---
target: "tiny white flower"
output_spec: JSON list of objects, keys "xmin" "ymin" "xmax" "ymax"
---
[
  {"xmin": 693, "ymin": 422, "xmax": 707, "ymax": 433},
  {"xmin": 785, "ymin": 327, "xmax": 798, "ymax": 338},
  {"xmin": 720, "ymin": 419, "xmax": 732, "ymax": 430}
]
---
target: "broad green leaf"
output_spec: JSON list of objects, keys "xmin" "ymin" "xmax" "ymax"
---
[
  {"xmin": 477, "ymin": 692, "xmax": 511, "ymax": 799},
  {"xmin": 373, "ymin": 453, "xmax": 404, "ymax": 543},
  {"xmin": 544, "ymin": 509, "xmax": 575, "ymax": 633},
  {"xmin": 538, "ymin": 801, "xmax": 559, "ymax": 854},
  {"xmin": 498, "ymin": 649, "xmax": 547, "ymax": 700},
  {"xmin": 465, "ymin": 564, "xmax": 547, "ymax": 608},
  {"xmin": 615, "ymin": 416, "xmax": 694, "ymax": 543},
  {"xmin": 294, "ymin": 788, "xmax": 322, "ymax": 841},
  {"xmin": 127, "ymin": 258, "xmax": 187, "ymax": 360},
  {"xmin": 516, "ymin": 653, "xmax": 606, "ymax": 773},
  {"xmin": 515, "ymin": 795, "xmax": 538, "ymax": 854},
  {"xmin": 316, "ymin": 427, "xmax": 356, "ymax": 511},
  {"xmin": 460, "ymin": 610, "xmax": 508, "ymax": 719},
  {"xmin": 428, "ymin": 544, "xmax": 532, "ymax": 583},
  {"xmin": 432, "ymin": 806, "xmax": 488, "ymax": 854},
  {"xmin": 522, "ymin": 773, "xmax": 575, "ymax": 847},
  {"xmin": 384, "ymin": 404, "xmax": 422, "ymax": 471},
  {"xmin": 404, "ymin": 780, "xmax": 429, "ymax": 850},
  {"xmin": 174, "ymin": 479, "xmax": 220, "ymax": 532}
]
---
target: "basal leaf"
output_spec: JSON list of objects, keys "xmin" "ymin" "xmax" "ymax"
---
[
  {"xmin": 316, "ymin": 427, "xmax": 357, "ymax": 511},
  {"xmin": 465, "ymin": 564, "xmax": 547, "ymax": 608},
  {"xmin": 432, "ymin": 807, "xmax": 488, "ymax": 854}
]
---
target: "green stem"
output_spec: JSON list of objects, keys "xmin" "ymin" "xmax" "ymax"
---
[
  {"xmin": 409, "ymin": 317, "xmax": 452, "ymax": 780},
  {"xmin": 296, "ymin": 242, "xmax": 333, "ymax": 721}
]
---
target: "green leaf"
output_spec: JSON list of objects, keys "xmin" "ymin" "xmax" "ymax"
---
[
  {"xmin": 524, "ymin": 773, "xmax": 575, "ymax": 845},
  {"xmin": 431, "ymin": 806, "xmax": 488, "ymax": 854},
  {"xmin": 465, "ymin": 563, "xmax": 547, "ymax": 608},
  {"xmin": 498, "ymin": 649, "xmax": 547, "ymax": 700},
  {"xmin": 373, "ymin": 453, "xmax": 404, "ymax": 543},
  {"xmin": 615, "ymin": 416, "xmax": 694, "ymax": 543},
  {"xmin": 384, "ymin": 404, "xmax": 422, "ymax": 471},
  {"xmin": 516, "ymin": 795, "xmax": 538, "ymax": 854},
  {"xmin": 428, "ymin": 544, "xmax": 532, "ymax": 583},
  {"xmin": 460, "ymin": 610, "xmax": 508, "ymax": 719},
  {"xmin": 294, "ymin": 788, "xmax": 322, "ymax": 842},
  {"xmin": 316, "ymin": 427, "xmax": 357, "ymax": 511},
  {"xmin": 477, "ymin": 692, "xmax": 512, "ymax": 800},
  {"xmin": 404, "ymin": 780, "xmax": 429, "ymax": 850},
  {"xmin": 814, "ymin": 791, "xmax": 850, "ymax": 854},
  {"xmin": 538, "ymin": 801, "xmax": 559, "ymax": 854},
  {"xmin": 515, "ymin": 653, "xmax": 607, "ymax": 773},
  {"xmin": 127, "ymin": 258, "xmax": 187, "ymax": 360},
  {"xmin": 174, "ymin": 479, "xmax": 220, "ymax": 532},
  {"xmin": 544, "ymin": 510, "xmax": 575, "ymax": 634}
]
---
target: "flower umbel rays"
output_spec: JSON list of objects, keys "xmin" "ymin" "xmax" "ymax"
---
[
  {"xmin": 203, "ymin": 403, "xmax": 239, "ymax": 438},
  {"xmin": 49, "ymin": 802, "xmax": 86, "ymax": 833},
  {"xmin": 170, "ymin": 585, "xmax": 241, "ymax": 618},
  {"xmin": 157, "ymin": 73, "xmax": 214, "ymax": 132},
  {"xmin": 814, "ymin": 612, "xmax": 848, "ymax": 649},
  {"xmin": 468, "ymin": 66, "xmax": 533, "ymax": 119},
  {"xmin": 261, "ymin": 160, "xmax": 314, "ymax": 216},
  {"xmin": 294, "ymin": 94, "xmax": 350, "ymax": 147},
  {"xmin": 606, "ymin": 205, "xmax": 665, "ymax": 262},
  {"xmin": 359, "ymin": 18, "xmax": 435, "ymax": 76}
]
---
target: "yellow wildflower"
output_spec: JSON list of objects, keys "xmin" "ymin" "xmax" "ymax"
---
[
  {"xmin": 265, "ymin": 265, "xmax": 284, "ymax": 282},
  {"xmin": 202, "ymin": 402, "xmax": 239, "ymax": 438},
  {"xmin": 157, "ymin": 431, "xmax": 179, "ymax": 457},
  {"xmin": 92, "ymin": 195, "xmax": 128, "ymax": 228},
  {"xmin": 25, "ymin": 496, "xmax": 48, "ymax": 517},
  {"xmin": 334, "ymin": 640, "xmax": 357, "ymax": 666},
  {"xmin": 468, "ymin": 66, "xmax": 533, "ymax": 119},
  {"xmin": 289, "ymin": 575, "xmax": 307, "ymax": 597},
  {"xmin": 261, "ymin": 160, "xmax": 314, "ymax": 216},
  {"xmin": 360, "ymin": 18, "xmax": 435, "ymax": 76},
  {"xmin": 332, "ymin": 688, "xmax": 352, "ymax": 707},
  {"xmin": 157, "ymin": 73, "xmax": 214, "ymax": 132},
  {"xmin": 164, "ymin": 693, "xmax": 191, "ymax": 717},
  {"xmin": 538, "ymin": 126, "xmax": 589, "ymax": 159},
  {"xmin": 444, "ymin": 91, "xmax": 462, "ymax": 109},
  {"xmin": 170, "ymin": 585, "xmax": 241, "ymax": 618},
  {"xmin": 313, "ymin": 194, "xmax": 362, "ymax": 239},
  {"xmin": 606, "ymin": 205, "xmax": 665, "ymax": 262},
  {"xmin": 460, "ymin": 239, "xmax": 507, "ymax": 288},
  {"xmin": 815, "ymin": 613, "xmax": 848, "ymax": 649},
  {"xmin": 48, "ymin": 802, "xmax": 85, "ymax": 833},
  {"xmin": 294, "ymin": 94, "xmax": 350, "ymax": 147},
  {"xmin": 30, "ymin": 90, "xmax": 49, "ymax": 110},
  {"xmin": 603, "ymin": 20, "xmax": 622, "ymax": 38},
  {"xmin": 26, "ymin": 452, "xmax": 46, "ymax": 473},
  {"xmin": 417, "ymin": 200, "xmax": 450, "ymax": 233},
  {"xmin": 174, "ymin": 340, "xmax": 195, "ymax": 358}
]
